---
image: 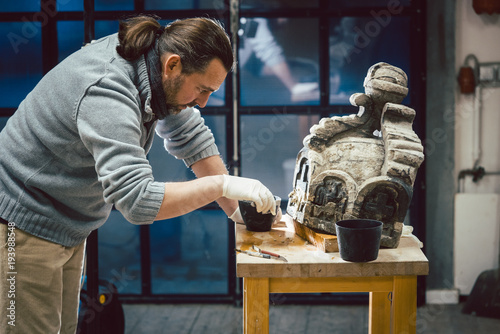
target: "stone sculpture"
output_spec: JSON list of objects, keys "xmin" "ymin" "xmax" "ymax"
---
[{"xmin": 287, "ymin": 62, "xmax": 424, "ymax": 248}]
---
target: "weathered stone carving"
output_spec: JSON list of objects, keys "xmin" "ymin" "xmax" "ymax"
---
[{"xmin": 287, "ymin": 62, "xmax": 424, "ymax": 248}]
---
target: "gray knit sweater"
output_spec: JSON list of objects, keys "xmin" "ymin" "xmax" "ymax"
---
[{"xmin": 0, "ymin": 34, "xmax": 219, "ymax": 247}]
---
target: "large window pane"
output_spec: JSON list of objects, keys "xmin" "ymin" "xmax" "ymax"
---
[
  {"xmin": 57, "ymin": 1, "xmax": 83, "ymax": 11},
  {"xmin": 239, "ymin": 18, "xmax": 319, "ymax": 106},
  {"xmin": 329, "ymin": 0, "xmax": 410, "ymax": 8},
  {"xmin": 98, "ymin": 210, "xmax": 142, "ymax": 294},
  {"xmin": 0, "ymin": 1, "xmax": 39, "ymax": 12},
  {"xmin": 95, "ymin": 20, "xmax": 120, "ymax": 39},
  {"xmin": 150, "ymin": 210, "xmax": 229, "ymax": 294},
  {"xmin": 240, "ymin": 114, "xmax": 320, "ymax": 199},
  {"xmin": 145, "ymin": 0, "xmax": 217, "ymax": 10},
  {"xmin": 241, "ymin": 0, "xmax": 319, "ymax": 9},
  {"xmin": 0, "ymin": 22, "xmax": 43, "ymax": 108},
  {"xmin": 329, "ymin": 16, "xmax": 410, "ymax": 105},
  {"xmin": 95, "ymin": 0, "xmax": 133, "ymax": 11},
  {"xmin": 57, "ymin": 21, "xmax": 84, "ymax": 62}
]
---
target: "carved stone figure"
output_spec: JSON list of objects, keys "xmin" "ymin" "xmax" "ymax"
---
[{"xmin": 287, "ymin": 62, "xmax": 424, "ymax": 248}]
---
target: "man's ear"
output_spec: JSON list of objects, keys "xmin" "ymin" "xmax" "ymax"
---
[{"xmin": 163, "ymin": 54, "xmax": 182, "ymax": 77}]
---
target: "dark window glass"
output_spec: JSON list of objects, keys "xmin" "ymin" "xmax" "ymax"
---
[
  {"xmin": 57, "ymin": 21, "xmax": 84, "ymax": 62},
  {"xmin": 0, "ymin": 117, "xmax": 8, "ymax": 130},
  {"xmin": 329, "ymin": 16, "xmax": 410, "ymax": 105},
  {"xmin": 329, "ymin": 0, "xmax": 410, "ymax": 8},
  {"xmin": 145, "ymin": 0, "xmax": 217, "ymax": 10},
  {"xmin": 241, "ymin": 0, "xmax": 319, "ymax": 9},
  {"xmin": 57, "ymin": 0, "xmax": 83, "ymax": 11},
  {"xmin": 150, "ymin": 209, "xmax": 228, "ymax": 294},
  {"xmin": 0, "ymin": 22, "xmax": 43, "ymax": 108},
  {"xmin": 207, "ymin": 83, "xmax": 225, "ymax": 107},
  {"xmin": 95, "ymin": 20, "xmax": 120, "ymax": 39},
  {"xmin": 240, "ymin": 114, "xmax": 320, "ymax": 199},
  {"xmin": 95, "ymin": 0, "xmax": 134, "ymax": 11},
  {"xmin": 147, "ymin": 114, "xmax": 228, "ymax": 294},
  {"xmin": 0, "ymin": 1, "xmax": 39, "ymax": 12},
  {"xmin": 239, "ymin": 18, "xmax": 319, "ymax": 106},
  {"xmin": 98, "ymin": 210, "xmax": 142, "ymax": 294}
]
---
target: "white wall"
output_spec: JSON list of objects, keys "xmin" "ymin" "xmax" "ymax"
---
[
  {"xmin": 454, "ymin": 0, "xmax": 500, "ymax": 295},
  {"xmin": 455, "ymin": 0, "xmax": 500, "ymax": 191}
]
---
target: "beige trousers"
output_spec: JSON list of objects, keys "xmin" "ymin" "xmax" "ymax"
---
[{"xmin": 0, "ymin": 222, "xmax": 86, "ymax": 334}]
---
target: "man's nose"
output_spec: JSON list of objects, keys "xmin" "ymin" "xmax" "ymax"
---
[{"xmin": 195, "ymin": 93, "xmax": 210, "ymax": 108}]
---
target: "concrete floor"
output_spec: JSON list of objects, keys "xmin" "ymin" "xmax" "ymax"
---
[{"xmin": 122, "ymin": 302, "xmax": 500, "ymax": 334}]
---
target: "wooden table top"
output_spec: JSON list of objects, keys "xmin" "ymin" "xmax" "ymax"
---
[{"xmin": 236, "ymin": 215, "xmax": 429, "ymax": 278}]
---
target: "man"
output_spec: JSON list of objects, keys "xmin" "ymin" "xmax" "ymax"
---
[{"xmin": 0, "ymin": 16, "xmax": 277, "ymax": 333}]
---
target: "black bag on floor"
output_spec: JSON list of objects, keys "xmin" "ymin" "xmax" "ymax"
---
[
  {"xmin": 77, "ymin": 279, "xmax": 125, "ymax": 334},
  {"xmin": 462, "ymin": 269, "xmax": 500, "ymax": 319}
]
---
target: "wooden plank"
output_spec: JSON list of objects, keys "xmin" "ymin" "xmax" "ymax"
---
[
  {"xmin": 292, "ymin": 218, "xmax": 339, "ymax": 253},
  {"xmin": 243, "ymin": 277, "xmax": 269, "ymax": 334},
  {"xmin": 269, "ymin": 276, "xmax": 393, "ymax": 294},
  {"xmin": 392, "ymin": 275, "xmax": 417, "ymax": 334},
  {"xmin": 369, "ymin": 291, "xmax": 391, "ymax": 334}
]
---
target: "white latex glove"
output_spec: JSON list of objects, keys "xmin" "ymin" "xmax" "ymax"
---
[
  {"xmin": 222, "ymin": 175, "xmax": 276, "ymax": 215},
  {"xmin": 229, "ymin": 207, "xmax": 244, "ymax": 224},
  {"xmin": 274, "ymin": 208, "xmax": 283, "ymax": 225}
]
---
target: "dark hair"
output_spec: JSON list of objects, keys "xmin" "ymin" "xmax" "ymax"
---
[{"xmin": 116, "ymin": 15, "xmax": 234, "ymax": 74}]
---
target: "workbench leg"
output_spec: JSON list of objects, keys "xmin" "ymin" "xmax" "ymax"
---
[
  {"xmin": 392, "ymin": 275, "xmax": 417, "ymax": 334},
  {"xmin": 369, "ymin": 291, "xmax": 391, "ymax": 334},
  {"xmin": 243, "ymin": 277, "xmax": 269, "ymax": 334}
]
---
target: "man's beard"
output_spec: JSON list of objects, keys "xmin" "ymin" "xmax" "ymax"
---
[{"xmin": 162, "ymin": 74, "xmax": 186, "ymax": 115}]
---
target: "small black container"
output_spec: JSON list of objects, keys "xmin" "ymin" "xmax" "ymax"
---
[
  {"xmin": 335, "ymin": 219, "xmax": 383, "ymax": 262},
  {"xmin": 239, "ymin": 196, "xmax": 280, "ymax": 232}
]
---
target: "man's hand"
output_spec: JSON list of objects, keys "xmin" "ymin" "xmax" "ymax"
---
[{"xmin": 222, "ymin": 175, "xmax": 276, "ymax": 215}]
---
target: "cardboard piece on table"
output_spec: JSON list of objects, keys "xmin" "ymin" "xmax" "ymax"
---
[{"xmin": 289, "ymin": 216, "xmax": 338, "ymax": 253}]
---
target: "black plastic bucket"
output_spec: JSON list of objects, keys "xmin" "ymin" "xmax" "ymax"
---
[
  {"xmin": 239, "ymin": 196, "xmax": 281, "ymax": 232},
  {"xmin": 335, "ymin": 219, "xmax": 383, "ymax": 262}
]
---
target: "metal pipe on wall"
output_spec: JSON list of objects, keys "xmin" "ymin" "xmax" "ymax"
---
[{"xmin": 457, "ymin": 54, "xmax": 500, "ymax": 192}]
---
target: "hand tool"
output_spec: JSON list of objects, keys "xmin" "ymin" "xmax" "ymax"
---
[{"xmin": 252, "ymin": 245, "xmax": 288, "ymax": 262}]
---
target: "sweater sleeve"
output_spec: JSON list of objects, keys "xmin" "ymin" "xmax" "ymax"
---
[
  {"xmin": 76, "ymin": 77, "xmax": 164, "ymax": 225},
  {"xmin": 155, "ymin": 107, "xmax": 220, "ymax": 167}
]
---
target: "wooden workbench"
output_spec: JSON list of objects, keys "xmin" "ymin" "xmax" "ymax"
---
[{"xmin": 236, "ymin": 215, "xmax": 429, "ymax": 334}]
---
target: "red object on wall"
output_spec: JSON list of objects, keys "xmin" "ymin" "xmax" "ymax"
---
[
  {"xmin": 473, "ymin": 0, "xmax": 500, "ymax": 14},
  {"xmin": 457, "ymin": 67, "xmax": 476, "ymax": 94}
]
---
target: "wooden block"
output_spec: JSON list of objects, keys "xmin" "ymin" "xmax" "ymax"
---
[
  {"xmin": 392, "ymin": 275, "xmax": 417, "ymax": 334},
  {"xmin": 243, "ymin": 278, "xmax": 269, "ymax": 334},
  {"xmin": 292, "ymin": 218, "xmax": 338, "ymax": 253},
  {"xmin": 369, "ymin": 291, "xmax": 391, "ymax": 333}
]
